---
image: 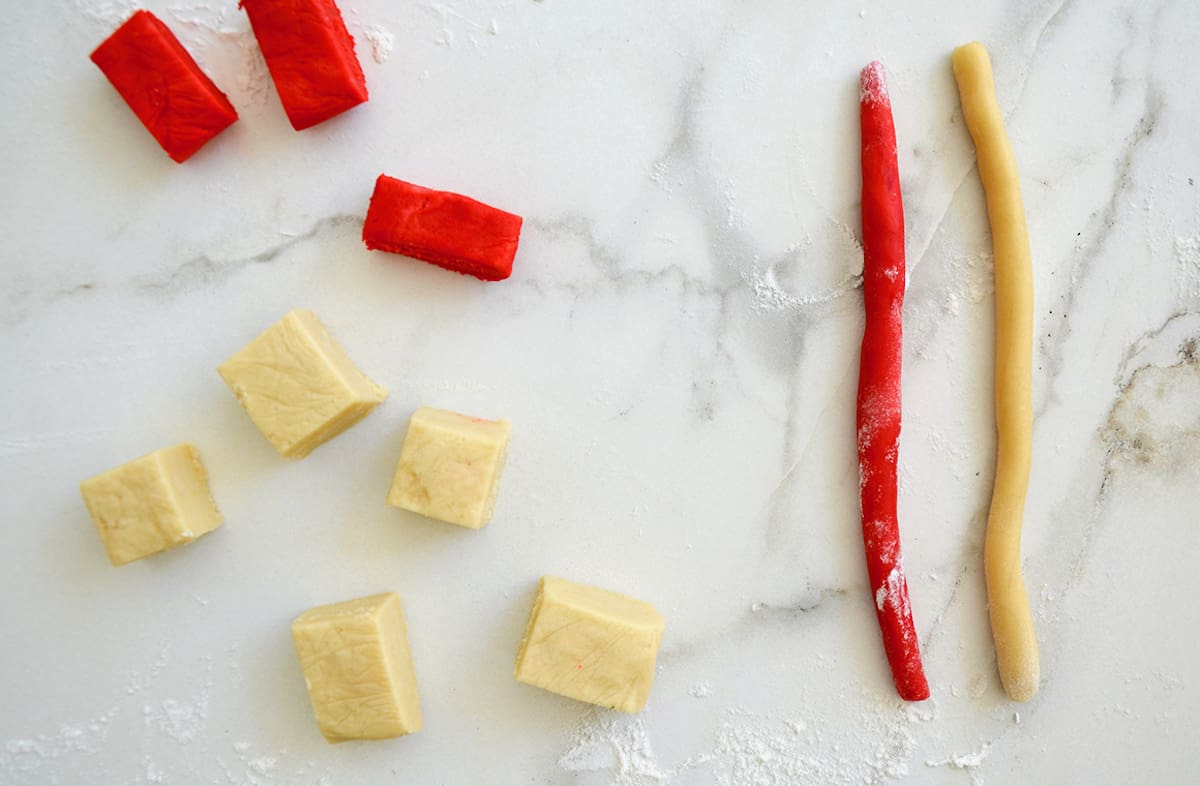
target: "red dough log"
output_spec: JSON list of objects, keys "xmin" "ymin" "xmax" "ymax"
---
[
  {"xmin": 856, "ymin": 61, "xmax": 930, "ymax": 702},
  {"xmin": 90, "ymin": 11, "xmax": 238, "ymax": 163},
  {"xmin": 362, "ymin": 175, "xmax": 524, "ymax": 281},
  {"xmin": 240, "ymin": 0, "xmax": 367, "ymax": 130}
]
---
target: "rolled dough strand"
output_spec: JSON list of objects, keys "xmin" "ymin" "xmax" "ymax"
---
[
  {"xmin": 857, "ymin": 61, "xmax": 930, "ymax": 702},
  {"xmin": 951, "ymin": 41, "xmax": 1040, "ymax": 702}
]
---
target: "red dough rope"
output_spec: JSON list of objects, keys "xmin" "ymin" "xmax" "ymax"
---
[{"xmin": 856, "ymin": 61, "xmax": 929, "ymax": 702}]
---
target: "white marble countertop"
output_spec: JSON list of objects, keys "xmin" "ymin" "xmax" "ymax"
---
[{"xmin": 3, "ymin": 0, "xmax": 1198, "ymax": 783}]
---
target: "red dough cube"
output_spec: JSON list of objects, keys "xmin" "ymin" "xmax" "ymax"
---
[
  {"xmin": 362, "ymin": 175, "xmax": 524, "ymax": 281},
  {"xmin": 90, "ymin": 11, "xmax": 238, "ymax": 163},
  {"xmin": 240, "ymin": 0, "xmax": 368, "ymax": 130}
]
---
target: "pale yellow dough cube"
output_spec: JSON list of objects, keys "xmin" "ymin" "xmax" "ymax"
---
[
  {"xmin": 386, "ymin": 407, "xmax": 511, "ymax": 528},
  {"xmin": 80, "ymin": 443, "xmax": 223, "ymax": 566},
  {"xmin": 218, "ymin": 310, "xmax": 387, "ymax": 458},
  {"xmin": 291, "ymin": 592, "xmax": 423, "ymax": 743},
  {"xmin": 515, "ymin": 576, "xmax": 664, "ymax": 713}
]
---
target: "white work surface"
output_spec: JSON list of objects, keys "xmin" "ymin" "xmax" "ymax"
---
[{"xmin": 2, "ymin": 1, "xmax": 1198, "ymax": 783}]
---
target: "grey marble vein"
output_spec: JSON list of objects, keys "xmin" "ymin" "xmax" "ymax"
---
[
  {"xmin": 917, "ymin": 508, "xmax": 987, "ymax": 650},
  {"xmin": 1033, "ymin": 84, "xmax": 1164, "ymax": 422},
  {"xmin": 1099, "ymin": 309, "xmax": 1200, "ymax": 494},
  {"xmin": 1036, "ymin": 307, "xmax": 1198, "ymax": 673},
  {"xmin": 659, "ymin": 586, "xmax": 850, "ymax": 665},
  {"xmin": 2, "ymin": 213, "xmax": 361, "ymax": 328},
  {"xmin": 135, "ymin": 213, "xmax": 361, "ymax": 298},
  {"xmin": 4, "ymin": 281, "xmax": 98, "ymax": 329},
  {"xmin": 523, "ymin": 211, "xmax": 745, "ymax": 422}
]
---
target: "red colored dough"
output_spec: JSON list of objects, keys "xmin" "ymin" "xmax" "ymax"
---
[
  {"xmin": 240, "ymin": 0, "xmax": 367, "ymax": 131},
  {"xmin": 362, "ymin": 175, "xmax": 524, "ymax": 281},
  {"xmin": 856, "ymin": 61, "xmax": 929, "ymax": 702},
  {"xmin": 90, "ymin": 11, "xmax": 238, "ymax": 163}
]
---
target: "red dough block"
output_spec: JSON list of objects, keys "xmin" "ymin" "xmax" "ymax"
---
[
  {"xmin": 90, "ymin": 11, "xmax": 238, "ymax": 163},
  {"xmin": 240, "ymin": 0, "xmax": 368, "ymax": 130},
  {"xmin": 362, "ymin": 175, "xmax": 524, "ymax": 281}
]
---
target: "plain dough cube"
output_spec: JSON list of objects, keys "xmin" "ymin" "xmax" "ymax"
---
[
  {"xmin": 386, "ymin": 407, "xmax": 511, "ymax": 528},
  {"xmin": 515, "ymin": 576, "xmax": 664, "ymax": 713},
  {"xmin": 218, "ymin": 310, "xmax": 387, "ymax": 458},
  {"xmin": 292, "ymin": 592, "xmax": 423, "ymax": 742},
  {"xmin": 80, "ymin": 444, "xmax": 223, "ymax": 566}
]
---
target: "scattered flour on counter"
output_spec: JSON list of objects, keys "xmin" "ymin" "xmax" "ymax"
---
[
  {"xmin": 723, "ymin": 189, "xmax": 748, "ymax": 230},
  {"xmin": 560, "ymin": 703, "xmax": 936, "ymax": 785},
  {"xmin": 165, "ymin": 3, "xmax": 272, "ymax": 107},
  {"xmin": 248, "ymin": 754, "xmax": 278, "ymax": 776},
  {"xmin": 144, "ymin": 694, "xmax": 210, "ymax": 745},
  {"xmin": 927, "ymin": 743, "xmax": 990, "ymax": 786},
  {"xmin": 927, "ymin": 743, "xmax": 989, "ymax": 769},
  {"xmin": 227, "ymin": 740, "xmax": 327, "ymax": 785},
  {"xmin": 1177, "ymin": 236, "xmax": 1200, "ymax": 265},
  {"xmin": 142, "ymin": 755, "xmax": 169, "ymax": 783},
  {"xmin": 745, "ymin": 262, "xmax": 863, "ymax": 312},
  {"xmin": 126, "ymin": 646, "xmax": 172, "ymax": 695},
  {"xmin": 361, "ymin": 24, "xmax": 395, "ymax": 63},
  {"xmin": 649, "ymin": 161, "xmax": 673, "ymax": 194},
  {"xmin": 72, "ymin": 0, "xmax": 137, "ymax": 25},
  {"xmin": 709, "ymin": 704, "xmax": 921, "ymax": 784},
  {"xmin": 689, "ymin": 682, "xmax": 713, "ymax": 699},
  {"xmin": 708, "ymin": 710, "xmax": 812, "ymax": 785},
  {"xmin": 559, "ymin": 715, "xmax": 675, "ymax": 784},
  {"xmin": 137, "ymin": 647, "xmax": 213, "ymax": 745},
  {"xmin": 0, "ymin": 706, "xmax": 120, "ymax": 783},
  {"xmin": 1, "ymin": 646, "xmax": 335, "ymax": 785},
  {"xmin": 939, "ymin": 252, "xmax": 994, "ymax": 317},
  {"xmin": 1176, "ymin": 236, "xmax": 1200, "ymax": 296}
]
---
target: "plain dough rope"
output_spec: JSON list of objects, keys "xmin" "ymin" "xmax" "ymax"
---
[{"xmin": 952, "ymin": 41, "xmax": 1040, "ymax": 702}]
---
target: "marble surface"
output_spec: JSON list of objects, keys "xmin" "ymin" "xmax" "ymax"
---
[{"xmin": 2, "ymin": 0, "xmax": 1198, "ymax": 783}]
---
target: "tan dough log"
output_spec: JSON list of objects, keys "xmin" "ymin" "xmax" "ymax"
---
[{"xmin": 952, "ymin": 41, "xmax": 1040, "ymax": 702}]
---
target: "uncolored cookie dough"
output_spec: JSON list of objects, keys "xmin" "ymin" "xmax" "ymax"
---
[
  {"xmin": 80, "ymin": 443, "xmax": 222, "ymax": 566},
  {"xmin": 218, "ymin": 309, "xmax": 387, "ymax": 458},
  {"xmin": 515, "ymin": 576, "xmax": 664, "ymax": 713},
  {"xmin": 292, "ymin": 592, "xmax": 423, "ymax": 743},
  {"xmin": 386, "ymin": 406, "xmax": 510, "ymax": 528},
  {"xmin": 953, "ymin": 41, "xmax": 1040, "ymax": 703}
]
